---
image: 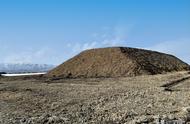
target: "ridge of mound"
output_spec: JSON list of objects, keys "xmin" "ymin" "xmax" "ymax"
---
[{"xmin": 47, "ymin": 47, "xmax": 190, "ymax": 78}]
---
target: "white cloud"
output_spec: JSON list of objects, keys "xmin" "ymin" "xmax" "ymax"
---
[
  {"xmin": 102, "ymin": 38, "xmax": 125, "ymax": 46},
  {"xmin": 0, "ymin": 23, "xmax": 133, "ymax": 65},
  {"xmin": 66, "ymin": 42, "xmax": 98, "ymax": 55},
  {"xmin": 147, "ymin": 39, "xmax": 190, "ymax": 64},
  {"xmin": 2, "ymin": 47, "xmax": 60, "ymax": 64},
  {"xmin": 65, "ymin": 24, "xmax": 132, "ymax": 60},
  {"xmin": 3, "ymin": 53, "xmax": 31, "ymax": 64}
]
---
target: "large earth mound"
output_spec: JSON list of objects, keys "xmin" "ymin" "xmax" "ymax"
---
[{"xmin": 47, "ymin": 47, "xmax": 190, "ymax": 78}]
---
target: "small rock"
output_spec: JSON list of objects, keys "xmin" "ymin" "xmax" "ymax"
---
[
  {"xmin": 168, "ymin": 114, "xmax": 175, "ymax": 120},
  {"xmin": 183, "ymin": 107, "xmax": 190, "ymax": 113}
]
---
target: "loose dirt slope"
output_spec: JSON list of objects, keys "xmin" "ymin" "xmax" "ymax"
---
[{"xmin": 47, "ymin": 47, "xmax": 190, "ymax": 78}]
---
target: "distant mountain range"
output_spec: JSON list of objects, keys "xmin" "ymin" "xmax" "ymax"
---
[{"xmin": 0, "ymin": 63, "xmax": 55, "ymax": 73}]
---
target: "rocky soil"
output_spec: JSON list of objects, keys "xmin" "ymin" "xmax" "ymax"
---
[
  {"xmin": 47, "ymin": 47, "xmax": 190, "ymax": 78},
  {"xmin": 0, "ymin": 71, "xmax": 190, "ymax": 124}
]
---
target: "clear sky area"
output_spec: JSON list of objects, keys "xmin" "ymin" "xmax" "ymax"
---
[{"xmin": 0, "ymin": 0, "xmax": 189, "ymax": 65}]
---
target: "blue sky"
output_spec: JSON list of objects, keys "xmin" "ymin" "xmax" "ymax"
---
[{"xmin": 0, "ymin": 0, "xmax": 189, "ymax": 65}]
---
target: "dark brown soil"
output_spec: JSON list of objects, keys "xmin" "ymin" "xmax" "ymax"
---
[{"xmin": 47, "ymin": 47, "xmax": 190, "ymax": 78}]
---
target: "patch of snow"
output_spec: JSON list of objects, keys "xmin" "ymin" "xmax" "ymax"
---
[{"xmin": 1, "ymin": 72, "xmax": 46, "ymax": 77}]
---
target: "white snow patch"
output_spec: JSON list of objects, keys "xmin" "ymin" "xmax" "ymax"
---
[{"xmin": 1, "ymin": 72, "xmax": 46, "ymax": 77}]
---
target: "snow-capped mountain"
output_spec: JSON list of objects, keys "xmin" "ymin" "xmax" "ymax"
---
[{"xmin": 0, "ymin": 63, "xmax": 55, "ymax": 73}]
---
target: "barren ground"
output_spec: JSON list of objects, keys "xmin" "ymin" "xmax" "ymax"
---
[{"xmin": 0, "ymin": 71, "xmax": 190, "ymax": 124}]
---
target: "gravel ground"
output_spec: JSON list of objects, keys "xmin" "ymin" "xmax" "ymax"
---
[{"xmin": 0, "ymin": 71, "xmax": 190, "ymax": 124}]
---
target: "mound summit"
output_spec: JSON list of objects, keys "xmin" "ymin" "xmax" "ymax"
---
[{"xmin": 47, "ymin": 47, "xmax": 190, "ymax": 78}]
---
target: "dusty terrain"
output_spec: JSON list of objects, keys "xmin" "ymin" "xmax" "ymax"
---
[
  {"xmin": 47, "ymin": 47, "xmax": 190, "ymax": 78},
  {"xmin": 0, "ymin": 71, "xmax": 190, "ymax": 124}
]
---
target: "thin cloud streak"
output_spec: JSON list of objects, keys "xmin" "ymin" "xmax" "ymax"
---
[{"xmin": 147, "ymin": 39, "xmax": 190, "ymax": 64}]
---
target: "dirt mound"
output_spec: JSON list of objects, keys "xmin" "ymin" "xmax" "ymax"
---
[{"xmin": 47, "ymin": 47, "xmax": 190, "ymax": 78}]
